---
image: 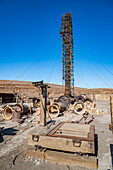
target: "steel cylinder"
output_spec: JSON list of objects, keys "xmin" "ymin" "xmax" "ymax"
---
[
  {"xmin": 13, "ymin": 104, "xmax": 29, "ymax": 115},
  {"xmin": 3, "ymin": 106, "xmax": 14, "ymax": 120},
  {"xmin": 74, "ymin": 102, "xmax": 85, "ymax": 115},
  {"xmin": 75, "ymin": 95, "xmax": 91, "ymax": 103},
  {"xmin": 12, "ymin": 111, "xmax": 22, "ymax": 122},
  {"xmin": 21, "ymin": 104, "xmax": 29, "ymax": 114},
  {"xmin": 58, "ymin": 95, "xmax": 74, "ymax": 110},
  {"xmin": 58, "ymin": 95, "xmax": 74, "ymax": 105},
  {"xmin": 75, "ymin": 95, "xmax": 85, "ymax": 103},
  {"xmin": 3, "ymin": 104, "xmax": 29, "ymax": 120},
  {"xmin": 48, "ymin": 102, "xmax": 66, "ymax": 118}
]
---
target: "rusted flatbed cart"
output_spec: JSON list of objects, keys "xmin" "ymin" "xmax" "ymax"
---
[{"xmin": 27, "ymin": 122, "xmax": 97, "ymax": 169}]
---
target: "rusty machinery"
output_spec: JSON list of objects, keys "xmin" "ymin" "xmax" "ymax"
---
[
  {"xmin": 3, "ymin": 100, "xmax": 29, "ymax": 121},
  {"xmin": 60, "ymin": 13, "xmax": 74, "ymax": 96},
  {"xmin": 48, "ymin": 13, "xmax": 92, "ymax": 118},
  {"xmin": 33, "ymin": 14, "xmax": 92, "ymax": 120},
  {"xmin": 33, "ymin": 81, "xmax": 50, "ymax": 126}
]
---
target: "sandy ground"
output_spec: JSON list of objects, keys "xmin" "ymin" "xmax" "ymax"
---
[{"xmin": 0, "ymin": 113, "xmax": 113, "ymax": 170}]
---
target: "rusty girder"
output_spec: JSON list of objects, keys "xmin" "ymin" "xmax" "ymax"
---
[{"xmin": 60, "ymin": 13, "xmax": 74, "ymax": 96}]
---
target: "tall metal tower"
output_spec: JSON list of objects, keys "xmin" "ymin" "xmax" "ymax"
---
[{"xmin": 60, "ymin": 13, "xmax": 74, "ymax": 96}]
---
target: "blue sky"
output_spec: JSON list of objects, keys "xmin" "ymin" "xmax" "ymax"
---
[{"xmin": 0, "ymin": 0, "xmax": 113, "ymax": 88}]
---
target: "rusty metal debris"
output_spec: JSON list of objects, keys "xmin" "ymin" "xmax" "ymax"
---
[
  {"xmin": 3, "ymin": 105, "xmax": 14, "ymax": 120},
  {"xmin": 32, "ymin": 81, "xmax": 50, "ymax": 126},
  {"xmin": 75, "ymin": 95, "xmax": 91, "ymax": 103},
  {"xmin": 74, "ymin": 102, "xmax": 85, "ymax": 114},
  {"xmin": 48, "ymin": 102, "xmax": 66, "ymax": 119},
  {"xmin": 85, "ymin": 117, "xmax": 94, "ymax": 124},
  {"xmin": 3, "ymin": 103, "xmax": 29, "ymax": 121},
  {"xmin": 47, "ymin": 93, "xmax": 104, "ymax": 124}
]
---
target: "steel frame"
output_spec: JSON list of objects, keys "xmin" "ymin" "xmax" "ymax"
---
[{"xmin": 60, "ymin": 13, "xmax": 74, "ymax": 96}]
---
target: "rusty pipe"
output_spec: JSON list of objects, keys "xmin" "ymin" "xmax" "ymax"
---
[
  {"xmin": 3, "ymin": 106, "xmax": 14, "ymax": 120},
  {"xmin": 58, "ymin": 95, "xmax": 74, "ymax": 107},
  {"xmin": 74, "ymin": 102, "xmax": 85, "ymax": 115},
  {"xmin": 85, "ymin": 117, "xmax": 94, "ymax": 124},
  {"xmin": 3, "ymin": 104, "xmax": 29, "ymax": 120},
  {"xmin": 48, "ymin": 102, "xmax": 66, "ymax": 119},
  {"xmin": 75, "ymin": 95, "xmax": 91, "ymax": 103},
  {"xmin": 21, "ymin": 104, "xmax": 29, "ymax": 114}
]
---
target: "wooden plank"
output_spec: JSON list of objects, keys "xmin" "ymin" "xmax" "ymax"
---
[
  {"xmin": 40, "ymin": 95, "xmax": 46, "ymax": 126},
  {"xmin": 56, "ymin": 129, "xmax": 88, "ymax": 135},
  {"xmin": 58, "ymin": 129, "xmax": 89, "ymax": 133},
  {"xmin": 47, "ymin": 124, "xmax": 95, "ymax": 142},
  {"xmin": 26, "ymin": 147, "xmax": 44, "ymax": 159},
  {"xmin": 57, "ymin": 128, "xmax": 89, "ymax": 133},
  {"xmin": 55, "ymin": 131, "xmax": 88, "ymax": 138},
  {"xmin": 28, "ymin": 135, "xmax": 95, "ymax": 154},
  {"xmin": 28, "ymin": 122, "xmax": 61, "ymax": 136},
  {"xmin": 47, "ymin": 122, "xmax": 64, "ymax": 136},
  {"xmin": 57, "ymin": 129, "xmax": 88, "ymax": 134},
  {"xmin": 26, "ymin": 148, "xmax": 97, "ymax": 169},
  {"xmin": 60, "ymin": 123, "xmax": 90, "ymax": 133},
  {"xmin": 40, "ymin": 122, "xmax": 62, "ymax": 136},
  {"xmin": 28, "ymin": 125, "xmax": 45, "ymax": 135}
]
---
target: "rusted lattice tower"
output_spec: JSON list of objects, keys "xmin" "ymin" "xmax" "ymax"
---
[{"xmin": 60, "ymin": 13, "xmax": 74, "ymax": 96}]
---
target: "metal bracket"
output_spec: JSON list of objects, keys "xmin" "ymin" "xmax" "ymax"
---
[
  {"xmin": 32, "ymin": 135, "xmax": 39, "ymax": 142},
  {"xmin": 72, "ymin": 139, "xmax": 81, "ymax": 147},
  {"xmin": 89, "ymin": 142, "xmax": 93, "ymax": 149}
]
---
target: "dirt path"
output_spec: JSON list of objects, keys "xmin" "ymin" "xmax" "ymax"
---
[{"xmin": 0, "ymin": 114, "xmax": 113, "ymax": 170}]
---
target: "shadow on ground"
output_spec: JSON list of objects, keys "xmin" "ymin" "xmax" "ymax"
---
[
  {"xmin": 110, "ymin": 144, "xmax": 113, "ymax": 168},
  {"xmin": 0, "ymin": 128, "xmax": 18, "ymax": 143}
]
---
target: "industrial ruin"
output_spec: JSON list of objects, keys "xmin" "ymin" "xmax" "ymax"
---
[{"xmin": 0, "ymin": 13, "xmax": 113, "ymax": 170}]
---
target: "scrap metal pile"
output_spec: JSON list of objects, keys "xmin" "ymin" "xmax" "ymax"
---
[
  {"xmin": 2, "ymin": 98, "xmax": 29, "ymax": 122},
  {"xmin": 46, "ymin": 94, "xmax": 104, "ymax": 123},
  {"xmin": 2, "ymin": 93, "xmax": 104, "ymax": 125}
]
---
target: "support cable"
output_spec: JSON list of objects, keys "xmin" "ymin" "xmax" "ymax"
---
[
  {"xmin": 76, "ymin": 40, "xmax": 113, "ymax": 76},
  {"xmin": 76, "ymin": 52, "xmax": 112, "ymax": 88},
  {"xmin": 75, "ymin": 66, "xmax": 88, "ymax": 88},
  {"xmin": 75, "ymin": 61, "xmax": 89, "ymax": 88},
  {"xmin": 8, "ymin": 37, "xmax": 60, "ymax": 86},
  {"xmin": 16, "ymin": 37, "xmax": 60, "ymax": 80},
  {"xmin": 76, "ymin": 41, "xmax": 113, "ymax": 87},
  {"xmin": 47, "ymin": 48, "xmax": 60, "ymax": 82},
  {"xmin": 22, "ymin": 44, "xmax": 61, "ymax": 81}
]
